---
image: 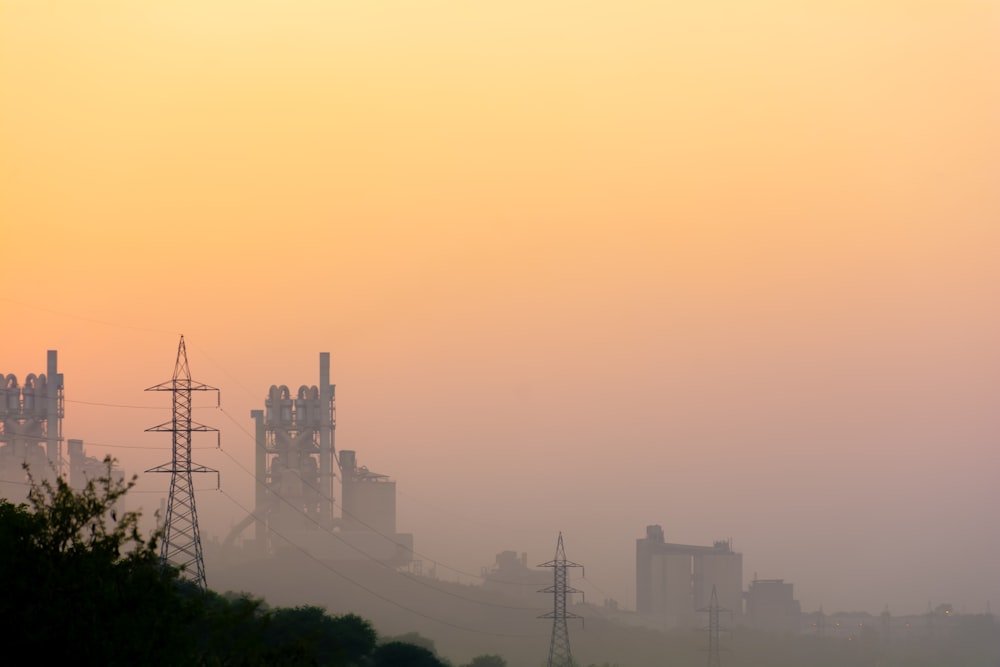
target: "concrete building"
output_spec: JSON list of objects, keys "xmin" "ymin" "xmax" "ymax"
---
[
  {"xmin": 334, "ymin": 447, "xmax": 413, "ymax": 566},
  {"xmin": 339, "ymin": 450, "xmax": 396, "ymax": 534},
  {"xmin": 746, "ymin": 578, "xmax": 801, "ymax": 633},
  {"xmin": 636, "ymin": 524, "xmax": 742, "ymax": 627}
]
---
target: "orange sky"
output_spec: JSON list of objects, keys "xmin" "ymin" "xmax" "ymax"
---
[{"xmin": 2, "ymin": 1, "xmax": 999, "ymax": 616}]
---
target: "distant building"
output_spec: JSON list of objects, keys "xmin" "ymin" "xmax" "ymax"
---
[
  {"xmin": 68, "ymin": 439, "xmax": 123, "ymax": 490},
  {"xmin": 636, "ymin": 524, "xmax": 742, "ymax": 627},
  {"xmin": 807, "ymin": 604, "xmax": 962, "ymax": 643},
  {"xmin": 481, "ymin": 550, "xmax": 550, "ymax": 599},
  {"xmin": 745, "ymin": 578, "xmax": 800, "ymax": 633},
  {"xmin": 0, "ymin": 351, "xmax": 63, "ymax": 502},
  {"xmin": 1, "ymin": 352, "xmax": 129, "ymax": 516},
  {"xmin": 67, "ymin": 438, "xmax": 126, "ymax": 518},
  {"xmin": 225, "ymin": 354, "xmax": 413, "ymax": 567}
]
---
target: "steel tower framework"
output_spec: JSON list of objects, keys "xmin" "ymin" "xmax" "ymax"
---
[
  {"xmin": 699, "ymin": 584, "xmax": 727, "ymax": 667},
  {"xmin": 146, "ymin": 336, "xmax": 219, "ymax": 589},
  {"xmin": 539, "ymin": 532, "xmax": 584, "ymax": 667}
]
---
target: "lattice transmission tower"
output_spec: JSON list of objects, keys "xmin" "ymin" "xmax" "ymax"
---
[
  {"xmin": 539, "ymin": 532, "xmax": 584, "ymax": 667},
  {"xmin": 698, "ymin": 584, "xmax": 729, "ymax": 667},
  {"xmin": 146, "ymin": 335, "xmax": 219, "ymax": 589}
]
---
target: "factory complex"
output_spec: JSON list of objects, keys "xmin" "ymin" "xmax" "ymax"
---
[{"xmin": 0, "ymin": 348, "xmax": 974, "ymax": 644}]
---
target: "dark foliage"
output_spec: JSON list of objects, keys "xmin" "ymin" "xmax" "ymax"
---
[
  {"xmin": 371, "ymin": 641, "xmax": 450, "ymax": 667},
  {"xmin": 0, "ymin": 463, "xmax": 197, "ymax": 665},
  {"xmin": 0, "ymin": 459, "xmax": 410, "ymax": 667}
]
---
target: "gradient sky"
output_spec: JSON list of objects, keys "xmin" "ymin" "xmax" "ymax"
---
[{"xmin": 2, "ymin": 1, "xmax": 999, "ymax": 617}]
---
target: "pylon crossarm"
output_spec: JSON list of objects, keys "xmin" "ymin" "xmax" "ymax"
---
[
  {"xmin": 538, "ymin": 559, "xmax": 584, "ymax": 569},
  {"xmin": 145, "ymin": 422, "xmax": 176, "ymax": 433},
  {"xmin": 145, "ymin": 380, "xmax": 217, "ymax": 392},
  {"xmin": 187, "ymin": 421, "xmax": 219, "ymax": 432}
]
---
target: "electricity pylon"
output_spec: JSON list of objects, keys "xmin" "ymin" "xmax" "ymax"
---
[
  {"xmin": 539, "ymin": 532, "xmax": 584, "ymax": 667},
  {"xmin": 698, "ymin": 585, "xmax": 728, "ymax": 667},
  {"xmin": 146, "ymin": 335, "xmax": 219, "ymax": 589}
]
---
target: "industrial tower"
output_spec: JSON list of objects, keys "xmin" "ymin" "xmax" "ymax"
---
[
  {"xmin": 539, "ymin": 532, "xmax": 584, "ymax": 667},
  {"xmin": 222, "ymin": 353, "xmax": 413, "ymax": 566},
  {"xmin": 0, "ymin": 351, "xmax": 64, "ymax": 500},
  {"xmin": 146, "ymin": 336, "xmax": 219, "ymax": 589},
  {"xmin": 253, "ymin": 352, "xmax": 335, "ymax": 540}
]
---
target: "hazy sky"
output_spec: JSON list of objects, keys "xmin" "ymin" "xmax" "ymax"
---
[{"xmin": 2, "ymin": 1, "xmax": 999, "ymax": 617}]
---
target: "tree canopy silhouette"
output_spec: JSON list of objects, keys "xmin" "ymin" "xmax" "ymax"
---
[{"xmin": 0, "ymin": 459, "xmax": 408, "ymax": 666}]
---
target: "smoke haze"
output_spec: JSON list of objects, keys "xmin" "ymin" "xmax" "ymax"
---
[{"xmin": 2, "ymin": 0, "xmax": 998, "ymax": 628}]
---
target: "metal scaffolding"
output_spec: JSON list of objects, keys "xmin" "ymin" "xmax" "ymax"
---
[{"xmin": 146, "ymin": 335, "xmax": 219, "ymax": 589}]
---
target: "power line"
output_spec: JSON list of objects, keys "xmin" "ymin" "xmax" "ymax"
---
[
  {"xmin": 215, "ymin": 486, "xmax": 546, "ymax": 639},
  {"xmin": 0, "ymin": 434, "xmax": 208, "ymax": 450},
  {"xmin": 396, "ymin": 488, "xmax": 554, "ymax": 537},
  {"xmin": 83, "ymin": 440, "xmax": 214, "ymax": 451},
  {"xmin": 33, "ymin": 349, "xmax": 597, "ymax": 604},
  {"xmin": 214, "ymin": 441, "xmax": 544, "ymax": 613},
  {"xmin": 580, "ymin": 575, "xmax": 616, "ymax": 603},
  {"xmin": 6, "ymin": 363, "xmax": 554, "ymax": 591},
  {"xmin": 187, "ymin": 342, "xmax": 260, "ymax": 402},
  {"xmin": 215, "ymin": 406, "xmax": 553, "ymax": 591},
  {"xmin": 129, "ymin": 488, "xmax": 218, "ymax": 494},
  {"xmin": 6, "ymin": 394, "xmax": 592, "ymax": 600},
  {"xmin": 64, "ymin": 398, "xmax": 212, "ymax": 410}
]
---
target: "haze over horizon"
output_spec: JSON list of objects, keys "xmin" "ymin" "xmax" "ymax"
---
[{"xmin": 2, "ymin": 1, "xmax": 998, "ymax": 621}]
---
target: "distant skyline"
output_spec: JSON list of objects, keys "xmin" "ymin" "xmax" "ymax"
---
[{"xmin": 2, "ymin": 1, "xmax": 999, "ymax": 617}]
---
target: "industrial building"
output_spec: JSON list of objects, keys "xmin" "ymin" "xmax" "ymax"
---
[
  {"xmin": 0, "ymin": 351, "xmax": 63, "ymax": 501},
  {"xmin": 745, "ymin": 578, "xmax": 801, "ymax": 633},
  {"xmin": 67, "ymin": 437, "xmax": 126, "ymax": 519},
  {"xmin": 803, "ymin": 604, "xmax": 959, "ymax": 642},
  {"xmin": 226, "ymin": 353, "xmax": 412, "ymax": 566},
  {"xmin": 636, "ymin": 524, "xmax": 742, "ymax": 627},
  {"xmin": 481, "ymin": 550, "xmax": 551, "ymax": 599},
  {"xmin": 1, "ymin": 351, "xmax": 125, "ymax": 507}
]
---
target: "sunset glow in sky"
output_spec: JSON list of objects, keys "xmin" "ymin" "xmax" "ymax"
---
[{"xmin": 2, "ymin": 1, "xmax": 999, "ymax": 616}]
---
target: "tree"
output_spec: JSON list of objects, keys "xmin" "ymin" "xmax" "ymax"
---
[
  {"xmin": 0, "ymin": 459, "xmax": 431, "ymax": 666},
  {"xmin": 372, "ymin": 641, "xmax": 451, "ymax": 667},
  {"xmin": 381, "ymin": 631, "xmax": 439, "ymax": 654},
  {"xmin": 187, "ymin": 592, "xmax": 378, "ymax": 666},
  {"xmin": 264, "ymin": 606, "xmax": 377, "ymax": 666},
  {"xmin": 0, "ymin": 459, "xmax": 198, "ymax": 665},
  {"xmin": 462, "ymin": 654, "xmax": 507, "ymax": 667}
]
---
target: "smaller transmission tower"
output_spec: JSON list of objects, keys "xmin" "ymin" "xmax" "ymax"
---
[
  {"xmin": 699, "ymin": 585, "xmax": 729, "ymax": 667},
  {"xmin": 539, "ymin": 532, "xmax": 584, "ymax": 667},
  {"xmin": 146, "ymin": 336, "xmax": 219, "ymax": 589},
  {"xmin": 813, "ymin": 605, "xmax": 827, "ymax": 636}
]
